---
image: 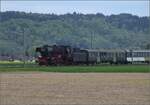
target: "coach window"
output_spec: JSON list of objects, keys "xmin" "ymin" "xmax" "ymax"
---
[
  {"xmin": 140, "ymin": 52, "xmax": 142, "ymax": 57},
  {"xmin": 145, "ymin": 52, "xmax": 147, "ymax": 57},
  {"xmin": 138, "ymin": 52, "xmax": 140, "ymax": 57},
  {"xmin": 136, "ymin": 52, "xmax": 138, "ymax": 57},
  {"xmin": 137, "ymin": 52, "xmax": 139, "ymax": 57},
  {"xmin": 147, "ymin": 52, "xmax": 150, "ymax": 57},
  {"xmin": 132, "ymin": 52, "xmax": 135, "ymax": 57},
  {"xmin": 143, "ymin": 52, "xmax": 145, "ymax": 57},
  {"xmin": 141, "ymin": 52, "xmax": 144, "ymax": 57}
]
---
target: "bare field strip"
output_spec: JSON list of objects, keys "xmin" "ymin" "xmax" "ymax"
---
[{"xmin": 0, "ymin": 73, "xmax": 150, "ymax": 105}]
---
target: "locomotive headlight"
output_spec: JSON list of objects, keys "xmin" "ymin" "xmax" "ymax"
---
[
  {"xmin": 58, "ymin": 55, "xmax": 62, "ymax": 58},
  {"xmin": 38, "ymin": 55, "xmax": 42, "ymax": 58}
]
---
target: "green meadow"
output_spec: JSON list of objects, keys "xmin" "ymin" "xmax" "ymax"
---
[{"xmin": 0, "ymin": 61, "xmax": 149, "ymax": 73}]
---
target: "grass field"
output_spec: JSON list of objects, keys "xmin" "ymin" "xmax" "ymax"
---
[{"xmin": 0, "ymin": 62, "xmax": 149, "ymax": 72}]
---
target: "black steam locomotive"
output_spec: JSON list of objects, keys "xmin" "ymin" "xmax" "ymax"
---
[{"xmin": 36, "ymin": 45, "xmax": 150, "ymax": 65}]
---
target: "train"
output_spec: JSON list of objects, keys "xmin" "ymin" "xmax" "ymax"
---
[{"xmin": 35, "ymin": 45, "xmax": 150, "ymax": 66}]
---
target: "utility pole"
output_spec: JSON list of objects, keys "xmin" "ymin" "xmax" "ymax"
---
[
  {"xmin": 20, "ymin": 23, "xmax": 29, "ymax": 67},
  {"xmin": 90, "ymin": 33, "xmax": 92, "ymax": 49},
  {"xmin": 131, "ymin": 49, "xmax": 133, "ymax": 64},
  {"xmin": 23, "ymin": 28, "xmax": 25, "ymax": 67},
  {"xmin": 91, "ymin": 31, "xmax": 94, "ymax": 49}
]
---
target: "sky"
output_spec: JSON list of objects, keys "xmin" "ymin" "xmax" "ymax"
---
[{"xmin": 1, "ymin": 0, "xmax": 149, "ymax": 16}]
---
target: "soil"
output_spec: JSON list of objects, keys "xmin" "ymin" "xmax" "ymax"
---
[{"xmin": 0, "ymin": 72, "xmax": 150, "ymax": 105}]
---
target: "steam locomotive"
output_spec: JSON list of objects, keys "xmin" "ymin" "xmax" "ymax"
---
[{"xmin": 36, "ymin": 45, "xmax": 150, "ymax": 65}]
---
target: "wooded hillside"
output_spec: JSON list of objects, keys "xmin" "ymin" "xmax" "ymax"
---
[{"xmin": 0, "ymin": 11, "xmax": 149, "ymax": 57}]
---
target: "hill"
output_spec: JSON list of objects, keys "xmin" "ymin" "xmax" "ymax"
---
[{"xmin": 0, "ymin": 11, "xmax": 150, "ymax": 57}]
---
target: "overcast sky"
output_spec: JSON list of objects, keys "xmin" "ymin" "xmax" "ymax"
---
[{"xmin": 1, "ymin": 0, "xmax": 149, "ymax": 16}]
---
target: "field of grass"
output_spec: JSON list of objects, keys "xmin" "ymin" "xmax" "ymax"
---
[{"xmin": 0, "ymin": 62, "xmax": 149, "ymax": 72}]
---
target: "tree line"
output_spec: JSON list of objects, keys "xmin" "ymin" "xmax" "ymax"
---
[{"xmin": 0, "ymin": 11, "xmax": 149, "ymax": 58}]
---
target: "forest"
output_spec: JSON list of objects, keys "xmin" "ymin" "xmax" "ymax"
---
[{"xmin": 0, "ymin": 11, "xmax": 150, "ymax": 58}]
